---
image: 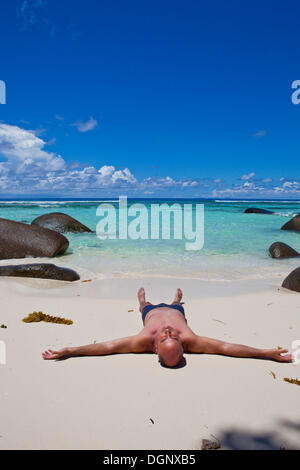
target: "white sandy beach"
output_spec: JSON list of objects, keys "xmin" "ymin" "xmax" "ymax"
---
[{"xmin": 0, "ymin": 275, "xmax": 300, "ymax": 450}]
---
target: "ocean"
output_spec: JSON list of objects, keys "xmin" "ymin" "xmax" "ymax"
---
[{"xmin": 0, "ymin": 198, "xmax": 300, "ymax": 281}]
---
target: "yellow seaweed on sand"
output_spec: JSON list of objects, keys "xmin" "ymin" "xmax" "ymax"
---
[
  {"xmin": 22, "ymin": 311, "xmax": 73, "ymax": 325},
  {"xmin": 283, "ymin": 377, "xmax": 300, "ymax": 386}
]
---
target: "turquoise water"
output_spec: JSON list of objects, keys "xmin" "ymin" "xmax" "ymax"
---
[{"xmin": 0, "ymin": 198, "xmax": 300, "ymax": 281}]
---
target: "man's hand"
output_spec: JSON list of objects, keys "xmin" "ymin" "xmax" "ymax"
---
[
  {"xmin": 188, "ymin": 335, "xmax": 293, "ymax": 362},
  {"xmin": 42, "ymin": 348, "xmax": 70, "ymax": 360},
  {"xmin": 42, "ymin": 335, "xmax": 149, "ymax": 360},
  {"xmin": 265, "ymin": 348, "xmax": 293, "ymax": 362}
]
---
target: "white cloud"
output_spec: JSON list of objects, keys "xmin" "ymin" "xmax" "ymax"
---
[
  {"xmin": 252, "ymin": 130, "xmax": 266, "ymax": 138},
  {"xmin": 72, "ymin": 117, "xmax": 98, "ymax": 133},
  {"xmin": 98, "ymin": 165, "xmax": 115, "ymax": 177},
  {"xmin": 17, "ymin": 0, "xmax": 55, "ymax": 37},
  {"xmin": 0, "ymin": 123, "xmax": 137, "ymax": 193},
  {"xmin": 142, "ymin": 176, "xmax": 177, "ymax": 188},
  {"xmin": 46, "ymin": 137, "xmax": 56, "ymax": 146},
  {"xmin": 98, "ymin": 166, "xmax": 137, "ymax": 185},
  {"xmin": 0, "ymin": 123, "xmax": 299, "ymax": 198},
  {"xmin": 212, "ymin": 178, "xmax": 300, "ymax": 198},
  {"xmin": 34, "ymin": 128, "xmax": 47, "ymax": 136},
  {"xmin": 0, "ymin": 124, "xmax": 65, "ymax": 176},
  {"xmin": 262, "ymin": 178, "xmax": 272, "ymax": 183},
  {"xmin": 282, "ymin": 181, "xmax": 299, "ymax": 189},
  {"xmin": 241, "ymin": 172, "xmax": 255, "ymax": 180},
  {"xmin": 18, "ymin": 0, "xmax": 46, "ymax": 29},
  {"xmin": 182, "ymin": 180, "xmax": 198, "ymax": 187}
]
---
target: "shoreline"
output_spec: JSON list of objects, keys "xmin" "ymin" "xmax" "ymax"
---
[
  {"xmin": 0, "ymin": 272, "xmax": 290, "ymax": 297},
  {"xmin": 0, "ymin": 253, "xmax": 298, "ymax": 285}
]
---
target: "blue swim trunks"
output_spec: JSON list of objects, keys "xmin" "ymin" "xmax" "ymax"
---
[{"xmin": 142, "ymin": 303, "xmax": 185, "ymax": 324}]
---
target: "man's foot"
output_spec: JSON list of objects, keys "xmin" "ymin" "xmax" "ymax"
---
[
  {"xmin": 138, "ymin": 287, "xmax": 146, "ymax": 305},
  {"xmin": 138, "ymin": 287, "xmax": 152, "ymax": 312},
  {"xmin": 172, "ymin": 288, "xmax": 183, "ymax": 304}
]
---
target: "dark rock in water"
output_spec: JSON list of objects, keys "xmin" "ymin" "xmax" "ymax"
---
[
  {"xmin": 269, "ymin": 242, "xmax": 299, "ymax": 259},
  {"xmin": 282, "ymin": 267, "xmax": 300, "ymax": 292},
  {"xmin": 281, "ymin": 214, "xmax": 300, "ymax": 233},
  {"xmin": 0, "ymin": 218, "xmax": 69, "ymax": 259},
  {"xmin": 31, "ymin": 212, "xmax": 92, "ymax": 233},
  {"xmin": 0, "ymin": 263, "xmax": 80, "ymax": 281},
  {"xmin": 244, "ymin": 208, "xmax": 274, "ymax": 214}
]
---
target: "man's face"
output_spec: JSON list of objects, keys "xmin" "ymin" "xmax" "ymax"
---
[
  {"xmin": 156, "ymin": 327, "xmax": 181, "ymax": 345},
  {"xmin": 155, "ymin": 327, "xmax": 184, "ymax": 367}
]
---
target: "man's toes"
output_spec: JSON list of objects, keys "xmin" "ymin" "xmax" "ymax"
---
[{"xmin": 138, "ymin": 287, "xmax": 146, "ymax": 302}]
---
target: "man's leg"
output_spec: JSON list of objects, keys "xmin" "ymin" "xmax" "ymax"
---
[
  {"xmin": 171, "ymin": 288, "xmax": 183, "ymax": 305},
  {"xmin": 138, "ymin": 287, "xmax": 152, "ymax": 313}
]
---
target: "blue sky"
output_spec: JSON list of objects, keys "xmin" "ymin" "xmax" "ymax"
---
[{"xmin": 0, "ymin": 0, "xmax": 300, "ymax": 198}]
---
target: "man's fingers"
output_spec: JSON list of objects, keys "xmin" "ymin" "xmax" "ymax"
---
[
  {"xmin": 281, "ymin": 353, "xmax": 293, "ymax": 362},
  {"xmin": 42, "ymin": 350, "xmax": 58, "ymax": 359},
  {"xmin": 279, "ymin": 349, "xmax": 289, "ymax": 354},
  {"xmin": 276, "ymin": 352, "xmax": 292, "ymax": 362}
]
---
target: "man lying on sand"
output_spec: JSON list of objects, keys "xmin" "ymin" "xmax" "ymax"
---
[{"xmin": 42, "ymin": 288, "xmax": 292, "ymax": 367}]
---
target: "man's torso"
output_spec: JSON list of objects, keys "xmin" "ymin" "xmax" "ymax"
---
[{"xmin": 138, "ymin": 307, "xmax": 196, "ymax": 352}]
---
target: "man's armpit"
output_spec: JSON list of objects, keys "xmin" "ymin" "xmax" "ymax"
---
[
  {"xmin": 184, "ymin": 336, "xmax": 206, "ymax": 353},
  {"xmin": 131, "ymin": 335, "xmax": 152, "ymax": 353}
]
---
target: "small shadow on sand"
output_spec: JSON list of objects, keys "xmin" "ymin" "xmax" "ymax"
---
[
  {"xmin": 54, "ymin": 352, "xmax": 187, "ymax": 369},
  {"xmin": 217, "ymin": 419, "xmax": 300, "ymax": 450},
  {"xmin": 159, "ymin": 356, "xmax": 187, "ymax": 369}
]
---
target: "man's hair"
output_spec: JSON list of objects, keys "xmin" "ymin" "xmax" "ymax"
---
[
  {"xmin": 159, "ymin": 355, "xmax": 186, "ymax": 369},
  {"xmin": 158, "ymin": 341, "xmax": 184, "ymax": 368}
]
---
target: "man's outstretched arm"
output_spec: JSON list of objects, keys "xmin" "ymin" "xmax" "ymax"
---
[
  {"xmin": 187, "ymin": 335, "xmax": 292, "ymax": 362},
  {"xmin": 42, "ymin": 335, "xmax": 148, "ymax": 360}
]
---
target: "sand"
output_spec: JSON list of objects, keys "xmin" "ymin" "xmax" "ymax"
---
[{"xmin": 0, "ymin": 275, "xmax": 300, "ymax": 450}]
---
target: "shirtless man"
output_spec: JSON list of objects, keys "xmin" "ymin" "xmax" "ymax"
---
[{"xmin": 42, "ymin": 288, "xmax": 292, "ymax": 367}]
